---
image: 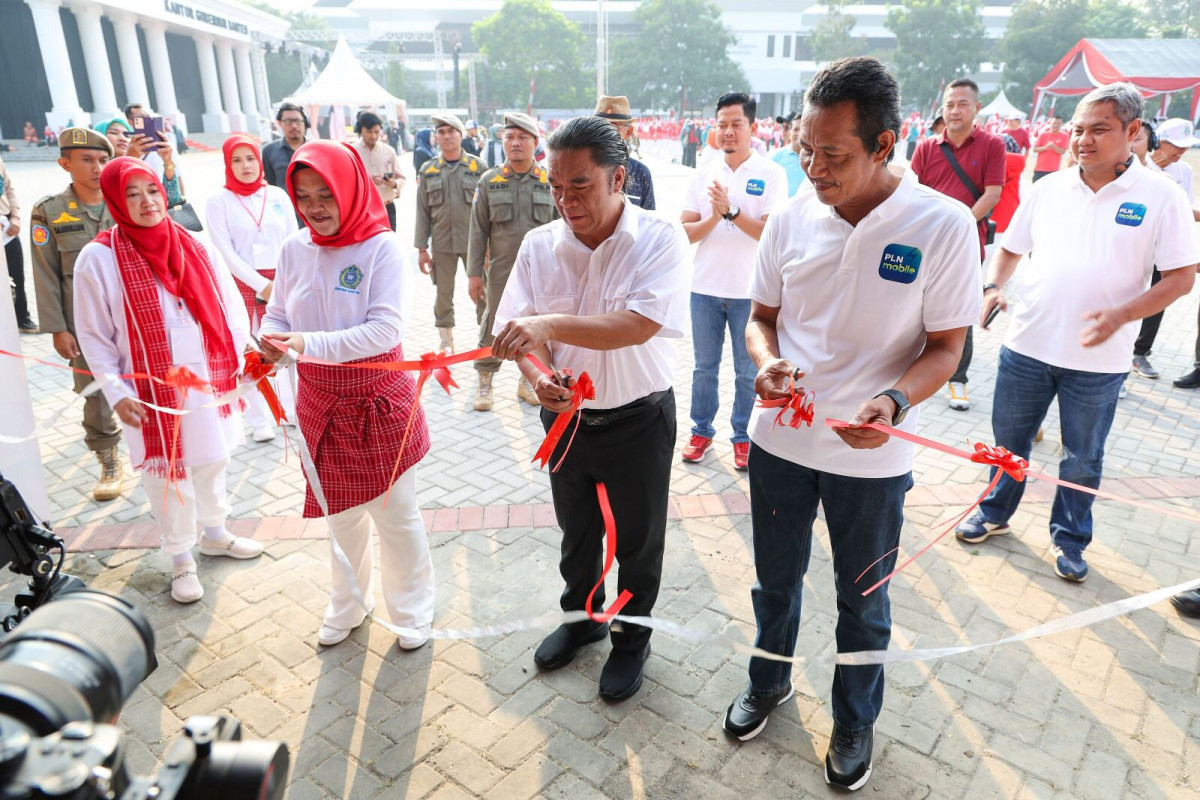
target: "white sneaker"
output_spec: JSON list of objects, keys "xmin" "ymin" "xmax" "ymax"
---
[
  {"xmin": 947, "ymin": 381, "xmax": 971, "ymax": 411},
  {"xmin": 198, "ymin": 532, "xmax": 264, "ymax": 559},
  {"xmin": 252, "ymin": 425, "xmax": 277, "ymax": 442},
  {"xmin": 399, "ymin": 631, "xmax": 431, "ymax": 650},
  {"xmin": 171, "ymin": 564, "xmax": 203, "ymax": 604},
  {"xmin": 318, "ymin": 607, "xmax": 374, "ymax": 647}
]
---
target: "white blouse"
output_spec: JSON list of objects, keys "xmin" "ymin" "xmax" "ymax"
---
[
  {"xmin": 204, "ymin": 186, "xmax": 298, "ymax": 293},
  {"xmin": 73, "ymin": 239, "xmax": 251, "ymax": 468}
]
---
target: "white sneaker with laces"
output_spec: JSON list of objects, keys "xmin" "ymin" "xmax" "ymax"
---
[
  {"xmin": 947, "ymin": 381, "xmax": 970, "ymax": 411},
  {"xmin": 252, "ymin": 425, "xmax": 277, "ymax": 442}
]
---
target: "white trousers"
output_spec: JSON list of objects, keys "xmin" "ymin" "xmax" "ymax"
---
[
  {"xmin": 142, "ymin": 459, "xmax": 231, "ymax": 556},
  {"xmin": 324, "ymin": 468, "xmax": 436, "ymax": 630}
]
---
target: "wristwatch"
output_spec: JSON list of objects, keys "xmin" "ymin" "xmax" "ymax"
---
[
  {"xmin": 723, "ymin": 204, "xmax": 740, "ymax": 221},
  {"xmin": 874, "ymin": 389, "xmax": 911, "ymax": 426},
  {"xmin": 982, "ymin": 282, "xmax": 1000, "ymax": 293}
]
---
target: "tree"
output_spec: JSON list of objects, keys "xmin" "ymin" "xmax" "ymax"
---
[
  {"xmin": 1146, "ymin": 0, "xmax": 1200, "ymax": 36},
  {"xmin": 608, "ymin": 0, "xmax": 748, "ymax": 115},
  {"xmin": 472, "ymin": 0, "xmax": 591, "ymax": 109},
  {"xmin": 809, "ymin": 0, "xmax": 866, "ymax": 62},
  {"xmin": 885, "ymin": 0, "xmax": 987, "ymax": 111},
  {"xmin": 1087, "ymin": 0, "xmax": 1150, "ymax": 37}
]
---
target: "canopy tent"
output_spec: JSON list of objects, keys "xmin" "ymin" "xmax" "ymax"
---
[
  {"xmin": 980, "ymin": 89, "xmax": 1024, "ymax": 119},
  {"xmin": 1032, "ymin": 38, "xmax": 1200, "ymax": 123},
  {"xmin": 285, "ymin": 38, "xmax": 407, "ymax": 111}
]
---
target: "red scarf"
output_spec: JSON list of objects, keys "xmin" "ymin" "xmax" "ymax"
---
[
  {"xmin": 95, "ymin": 157, "xmax": 241, "ymax": 478},
  {"xmin": 286, "ymin": 141, "xmax": 389, "ymax": 247},
  {"xmin": 222, "ymin": 135, "xmax": 265, "ymax": 197}
]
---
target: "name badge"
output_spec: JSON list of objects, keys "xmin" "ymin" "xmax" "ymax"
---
[
  {"xmin": 1115, "ymin": 202, "xmax": 1146, "ymax": 227},
  {"xmin": 168, "ymin": 323, "xmax": 205, "ymax": 366},
  {"xmin": 879, "ymin": 244, "xmax": 922, "ymax": 284},
  {"xmin": 745, "ymin": 179, "xmax": 765, "ymax": 196}
]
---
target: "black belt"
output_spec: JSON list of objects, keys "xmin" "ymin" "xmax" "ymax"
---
[{"xmin": 576, "ymin": 388, "xmax": 672, "ymax": 427}]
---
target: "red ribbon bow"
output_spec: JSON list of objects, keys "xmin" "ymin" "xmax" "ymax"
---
[
  {"xmin": 242, "ymin": 351, "xmax": 288, "ymax": 426},
  {"xmin": 585, "ymin": 482, "xmax": 633, "ymax": 623},
  {"xmin": 532, "ymin": 371, "xmax": 595, "ymax": 472},
  {"xmin": 757, "ymin": 385, "xmax": 816, "ymax": 430},
  {"xmin": 969, "ymin": 442, "xmax": 1028, "ymax": 482}
]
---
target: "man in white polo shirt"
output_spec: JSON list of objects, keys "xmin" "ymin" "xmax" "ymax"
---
[
  {"xmin": 959, "ymin": 83, "xmax": 1197, "ymax": 582},
  {"xmin": 720, "ymin": 58, "xmax": 979, "ymax": 792},
  {"xmin": 680, "ymin": 92, "xmax": 787, "ymax": 470}
]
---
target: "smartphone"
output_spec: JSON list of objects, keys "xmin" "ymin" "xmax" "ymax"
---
[
  {"xmin": 383, "ymin": 172, "xmax": 394, "ymax": 180},
  {"xmin": 983, "ymin": 304, "xmax": 1002, "ymax": 329},
  {"xmin": 133, "ymin": 115, "xmax": 164, "ymax": 150}
]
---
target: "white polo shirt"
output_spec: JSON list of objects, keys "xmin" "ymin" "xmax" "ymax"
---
[
  {"xmin": 494, "ymin": 199, "xmax": 690, "ymax": 410},
  {"xmin": 1147, "ymin": 157, "xmax": 1195, "ymax": 204},
  {"xmin": 1000, "ymin": 159, "xmax": 1199, "ymax": 373},
  {"xmin": 748, "ymin": 170, "xmax": 980, "ymax": 478},
  {"xmin": 684, "ymin": 150, "xmax": 787, "ymax": 299}
]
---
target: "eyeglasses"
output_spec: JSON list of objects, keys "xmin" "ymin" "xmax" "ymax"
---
[{"xmin": 279, "ymin": 118, "xmax": 305, "ymax": 126}]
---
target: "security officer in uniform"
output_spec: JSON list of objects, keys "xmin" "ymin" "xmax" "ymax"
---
[
  {"xmin": 30, "ymin": 128, "xmax": 123, "ymax": 502},
  {"xmin": 467, "ymin": 112, "xmax": 556, "ymax": 411},
  {"xmin": 415, "ymin": 113, "xmax": 486, "ymax": 354}
]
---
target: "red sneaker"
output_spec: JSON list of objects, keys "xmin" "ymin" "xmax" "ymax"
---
[
  {"xmin": 681, "ymin": 435, "xmax": 713, "ymax": 463},
  {"xmin": 733, "ymin": 442, "xmax": 750, "ymax": 471}
]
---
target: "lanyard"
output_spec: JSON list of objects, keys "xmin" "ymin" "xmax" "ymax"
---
[{"xmin": 234, "ymin": 188, "xmax": 267, "ymax": 231}]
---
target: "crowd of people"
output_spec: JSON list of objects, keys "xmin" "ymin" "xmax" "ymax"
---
[{"xmin": 3, "ymin": 53, "xmax": 1200, "ymax": 793}]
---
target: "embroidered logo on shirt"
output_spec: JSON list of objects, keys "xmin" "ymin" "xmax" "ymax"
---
[
  {"xmin": 31, "ymin": 225, "xmax": 49, "ymax": 246},
  {"xmin": 50, "ymin": 211, "xmax": 81, "ymax": 224},
  {"xmin": 1115, "ymin": 202, "xmax": 1146, "ymax": 227},
  {"xmin": 879, "ymin": 244, "xmax": 922, "ymax": 284},
  {"xmin": 336, "ymin": 264, "xmax": 363, "ymax": 294},
  {"xmin": 745, "ymin": 179, "xmax": 765, "ymax": 196},
  {"xmin": 272, "ymin": 202, "xmax": 284, "ymax": 217}
]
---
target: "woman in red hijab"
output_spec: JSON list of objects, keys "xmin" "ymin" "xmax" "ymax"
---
[
  {"xmin": 260, "ymin": 141, "xmax": 434, "ymax": 650},
  {"xmin": 205, "ymin": 135, "xmax": 298, "ymax": 442},
  {"xmin": 73, "ymin": 156, "xmax": 264, "ymax": 604}
]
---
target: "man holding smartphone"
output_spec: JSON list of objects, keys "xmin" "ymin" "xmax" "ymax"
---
[
  {"xmin": 123, "ymin": 105, "xmax": 181, "ymax": 191},
  {"xmin": 351, "ymin": 111, "xmax": 404, "ymax": 231}
]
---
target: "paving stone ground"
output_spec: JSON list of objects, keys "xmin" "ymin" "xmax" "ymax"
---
[{"xmin": 4, "ymin": 146, "xmax": 1200, "ymax": 798}]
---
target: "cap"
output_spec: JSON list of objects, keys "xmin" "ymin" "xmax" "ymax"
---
[
  {"xmin": 465, "ymin": 119, "xmax": 478, "ymax": 129},
  {"xmin": 1005, "ymin": 112, "xmax": 1023, "ymax": 120},
  {"xmin": 503, "ymin": 112, "xmax": 539, "ymax": 139},
  {"xmin": 594, "ymin": 95, "xmax": 632, "ymax": 121},
  {"xmin": 58, "ymin": 127, "xmax": 115, "ymax": 157},
  {"xmin": 431, "ymin": 113, "xmax": 466, "ymax": 135},
  {"xmin": 1157, "ymin": 118, "xmax": 1199, "ymax": 149}
]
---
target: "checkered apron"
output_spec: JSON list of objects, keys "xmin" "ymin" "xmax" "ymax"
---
[
  {"xmin": 233, "ymin": 268, "xmax": 275, "ymax": 332},
  {"xmin": 296, "ymin": 346, "xmax": 430, "ymax": 518}
]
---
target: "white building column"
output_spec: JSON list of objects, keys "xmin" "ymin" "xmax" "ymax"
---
[
  {"xmin": 25, "ymin": 0, "xmax": 87, "ymax": 129},
  {"xmin": 233, "ymin": 45, "xmax": 260, "ymax": 130},
  {"xmin": 110, "ymin": 12, "xmax": 149, "ymax": 110},
  {"xmin": 215, "ymin": 40, "xmax": 245, "ymax": 132},
  {"xmin": 140, "ymin": 20, "xmax": 184, "ymax": 134},
  {"xmin": 70, "ymin": 4, "xmax": 119, "ymax": 121},
  {"xmin": 250, "ymin": 47, "xmax": 271, "ymax": 120},
  {"xmin": 194, "ymin": 35, "xmax": 228, "ymax": 133}
]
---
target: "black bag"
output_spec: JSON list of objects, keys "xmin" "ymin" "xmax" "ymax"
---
[
  {"xmin": 939, "ymin": 142, "xmax": 996, "ymax": 246},
  {"xmin": 168, "ymin": 201, "xmax": 204, "ymax": 233}
]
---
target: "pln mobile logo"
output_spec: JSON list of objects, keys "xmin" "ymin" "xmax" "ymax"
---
[
  {"xmin": 1115, "ymin": 202, "xmax": 1146, "ymax": 227},
  {"xmin": 879, "ymin": 244, "xmax": 922, "ymax": 284}
]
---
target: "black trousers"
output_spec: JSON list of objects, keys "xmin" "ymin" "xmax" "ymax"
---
[
  {"xmin": 950, "ymin": 326, "xmax": 972, "ymax": 385},
  {"xmin": 1133, "ymin": 268, "xmax": 1162, "ymax": 357},
  {"xmin": 542, "ymin": 389, "xmax": 676, "ymax": 651},
  {"xmin": 1032, "ymin": 170, "xmax": 1054, "ymax": 183},
  {"xmin": 385, "ymin": 201, "xmax": 397, "ymax": 232},
  {"xmin": 5, "ymin": 238, "xmax": 29, "ymax": 323}
]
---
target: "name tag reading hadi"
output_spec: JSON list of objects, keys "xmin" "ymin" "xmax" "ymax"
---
[
  {"xmin": 1115, "ymin": 202, "xmax": 1147, "ymax": 227},
  {"xmin": 879, "ymin": 244, "xmax": 922, "ymax": 284},
  {"xmin": 745, "ymin": 179, "xmax": 765, "ymax": 196}
]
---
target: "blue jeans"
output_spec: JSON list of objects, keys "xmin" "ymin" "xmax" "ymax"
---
[
  {"xmin": 747, "ymin": 444, "xmax": 912, "ymax": 733},
  {"xmin": 978, "ymin": 346, "xmax": 1125, "ymax": 551},
  {"xmin": 689, "ymin": 292, "xmax": 754, "ymax": 443}
]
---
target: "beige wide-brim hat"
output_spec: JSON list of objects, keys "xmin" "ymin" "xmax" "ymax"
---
[{"xmin": 594, "ymin": 95, "xmax": 632, "ymax": 121}]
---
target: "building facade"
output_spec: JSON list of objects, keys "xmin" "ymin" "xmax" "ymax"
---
[{"xmin": 0, "ymin": 0, "xmax": 289, "ymax": 138}]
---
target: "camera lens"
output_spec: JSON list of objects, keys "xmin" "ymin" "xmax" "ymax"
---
[
  {"xmin": 178, "ymin": 740, "xmax": 290, "ymax": 800},
  {"xmin": 0, "ymin": 590, "xmax": 156, "ymax": 734}
]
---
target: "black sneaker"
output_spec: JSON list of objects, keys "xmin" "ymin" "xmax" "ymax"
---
[
  {"xmin": 825, "ymin": 723, "xmax": 873, "ymax": 791},
  {"xmin": 533, "ymin": 622, "xmax": 608, "ymax": 671},
  {"xmin": 598, "ymin": 643, "xmax": 650, "ymax": 701},
  {"xmin": 1174, "ymin": 368, "xmax": 1200, "ymax": 389},
  {"xmin": 16, "ymin": 318, "xmax": 37, "ymax": 334},
  {"xmin": 722, "ymin": 682, "xmax": 794, "ymax": 741},
  {"xmin": 1171, "ymin": 589, "xmax": 1200, "ymax": 618}
]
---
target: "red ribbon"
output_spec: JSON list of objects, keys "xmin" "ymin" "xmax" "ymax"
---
[
  {"xmin": 585, "ymin": 482, "xmax": 633, "ymax": 623},
  {"xmin": 756, "ymin": 385, "xmax": 816, "ymax": 429},
  {"xmin": 242, "ymin": 351, "xmax": 287, "ymax": 426},
  {"xmin": 384, "ymin": 351, "xmax": 461, "ymax": 507},
  {"xmin": 161, "ymin": 366, "xmax": 211, "ymax": 504},
  {"xmin": 525, "ymin": 354, "xmax": 594, "ymax": 472}
]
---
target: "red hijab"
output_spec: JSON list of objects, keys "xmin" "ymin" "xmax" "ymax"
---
[
  {"xmin": 222, "ymin": 135, "xmax": 265, "ymax": 196},
  {"xmin": 286, "ymin": 141, "xmax": 389, "ymax": 248}
]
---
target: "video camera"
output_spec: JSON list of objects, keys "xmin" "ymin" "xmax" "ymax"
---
[{"xmin": 0, "ymin": 471, "xmax": 290, "ymax": 799}]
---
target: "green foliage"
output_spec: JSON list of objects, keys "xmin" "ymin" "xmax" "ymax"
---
[
  {"xmin": 810, "ymin": 0, "xmax": 866, "ymax": 62},
  {"xmin": 1145, "ymin": 0, "xmax": 1200, "ymax": 36},
  {"xmin": 608, "ymin": 0, "xmax": 748, "ymax": 115},
  {"xmin": 472, "ymin": 0, "xmax": 591, "ymax": 109},
  {"xmin": 1087, "ymin": 0, "xmax": 1150, "ymax": 37},
  {"xmin": 885, "ymin": 0, "xmax": 987, "ymax": 110}
]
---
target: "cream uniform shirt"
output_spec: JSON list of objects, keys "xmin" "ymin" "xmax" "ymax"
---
[
  {"xmin": 72, "ymin": 239, "xmax": 250, "ymax": 469},
  {"xmin": 205, "ymin": 186, "xmax": 298, "ymax": 296}
]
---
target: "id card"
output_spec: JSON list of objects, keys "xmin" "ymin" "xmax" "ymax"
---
[{"xmin": 168, "ymin": 323, "xmax": 205, "ymax": 365}]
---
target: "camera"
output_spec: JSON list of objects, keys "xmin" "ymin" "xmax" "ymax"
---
[{"xmin": 0, "ymin": 472, "xmax": 290, "ymax": 799}]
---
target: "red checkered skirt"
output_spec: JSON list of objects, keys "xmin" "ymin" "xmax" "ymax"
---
[
  {"xmin": 234, "ymin": 268, "xmax": 275, "ymax": 331},
  {"xmin": 296, "ymin": 346, "xmax": 430, "ymax": 518}
]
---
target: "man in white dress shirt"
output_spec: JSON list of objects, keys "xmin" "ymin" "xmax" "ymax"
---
[{"xmin": 491, "ymin": 116, "xmax": 689, "ymax": 702}]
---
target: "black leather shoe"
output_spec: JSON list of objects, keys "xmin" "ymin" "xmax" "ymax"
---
[
  {"xmin": 16, "ymin": 318, "xmax": 37, "ymax": 334},
  {"xmin": 1174, "ymin": 369, "xmax": 1200, "ymax": 389},
  {"xmin": 598, "ymin": 643, "xmax": 650, "ymax": 701},
  {"xmin": 1171, "ymin": 589, "xmax": 1200, "ymax": 618},
  {"xmin": 723, "ymin": 682, "xmax": 794, "ymax": 740},
  {"xmin": 533, "ymin": 622, "xmax": 608, "ymax": 671},
  {"xmin": 825, "ymin": 723, "xmax": 873, "ymax": 791}
]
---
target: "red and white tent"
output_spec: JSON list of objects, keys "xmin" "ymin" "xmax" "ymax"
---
[{"xmin": 1032, "ymin": 38, "xmax": 1200, "ymax": 122}]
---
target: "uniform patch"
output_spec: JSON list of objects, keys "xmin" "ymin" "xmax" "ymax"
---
[
  {"xmin": 473, "ymin": 187, "xmax": 480, "ymax": 202},
  {"xmin": 71, "ymin": 129, "xmax": 87, "ymax": 145},
  {"xmin": 467, "ymin": 159, "xmax": 479, "ymax": 172},
  {"xmin": 67, "ymin": 201, "xmax": 77, "ymax": 210},
  {"xmin": 745, "ymin": 179, "xmax": 765, "ymax": 196},
  {"xmin": 1115, "ymin": 202, "xmax": 1146, "ymax": 227},
  {"xmin": 336, "ymin": 264, "xmax": 363, "ymax": 294},
  {"xmin": 488, "ymin": 173, "xmax": 509, "ymax": 184},
  {"xmin": 50, "ymin": 211, "xmax": 81, "ymax": 224},
  {"xmin": 272, "ymin": 203, "xmax": 284, "ymax": 217},
  {"xmin": 31, "ymin": 225, "xmax": 49, "ymax": 246},
  {"xmin": 878, "ymin": 244, "xmax": 922, "ymax": 284}
]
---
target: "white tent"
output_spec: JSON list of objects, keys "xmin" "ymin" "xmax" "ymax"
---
[
  {"xmin": 286, "ymin": 38, "xmax": 406, "ymax": 110},
  {"xmin": 979, "ymin": 89, "xmax": 1025, "ymax": 119}
]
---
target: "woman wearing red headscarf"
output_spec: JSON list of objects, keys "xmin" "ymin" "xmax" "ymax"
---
[
  {"xmin": 260, "ymin": 141, "xmax": 434, "ymax": 651},
  {"xmin": 206, "ymin": 135, "xmax": 298, "ymax": 442},
  {"xmin": 73, "ymin": 157, "xmax": 264, "ymax": 604}
]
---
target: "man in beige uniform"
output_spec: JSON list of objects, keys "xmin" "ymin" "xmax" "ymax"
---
[
  {"xmin": 467, "ymin": 112, "xmax": 556, "ymax": 411},
  {"xmin": 30, "ymin": 128, "xmax": 122, "ymax": 501},
  {"xmin": 416, "ymin": 113, "xmax": 486, "ymax": 353},
  {"xmin": 350, "ymin": 111, "xmax": 405, "ymax": 231}
]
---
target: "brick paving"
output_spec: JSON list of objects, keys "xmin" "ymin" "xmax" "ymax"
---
[{"xmin": 4, "ymin": 148, "xmax": 1200, "ymax": 798}]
